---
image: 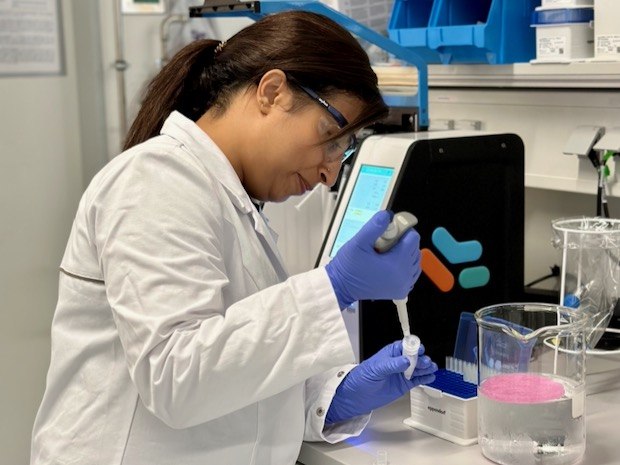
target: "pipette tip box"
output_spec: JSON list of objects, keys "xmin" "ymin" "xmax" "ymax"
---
[{"xmin": 404, "ymin": 369, "xmax": 478, "ymax": 446}]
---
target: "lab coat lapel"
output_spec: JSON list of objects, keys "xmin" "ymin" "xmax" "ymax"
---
[
  {"xmin": 225, "ymin": 195, "xmax": 289, "ymax": 285},
  {"xmin": 160, "ymin": 111, "xmax": 289, "ymax": 282},
  {"xmin": 250, "ymin": 207, "xmax": 288, "ymax": 281}
]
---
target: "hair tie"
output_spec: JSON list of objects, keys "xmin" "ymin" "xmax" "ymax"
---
[{"xmin": 214, "ymin": 40, "xmax": 227, "ymax": 56}]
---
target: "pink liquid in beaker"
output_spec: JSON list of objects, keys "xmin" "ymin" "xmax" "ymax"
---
[{"xmin": 480, "ymin": 373, "xmax": 565, "ymax": 403}]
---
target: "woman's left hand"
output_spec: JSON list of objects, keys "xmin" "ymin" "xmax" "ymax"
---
[{"xmin": 325, "ymin": 340, "xmax": 438, "ymax": 425}]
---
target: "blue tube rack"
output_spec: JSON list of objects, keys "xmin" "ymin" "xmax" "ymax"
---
[
  {"xmin": 428, "ymin": 369, "xmax": 477, "ymax": 399},
  {"xmin": 388, "ymin": 0, "xmax": 540, "ymax": 64}
]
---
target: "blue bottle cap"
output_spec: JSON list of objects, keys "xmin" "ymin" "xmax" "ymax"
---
[{"xmin": 563, "ymin": 294, "xmax": 581, "ymax": 308}]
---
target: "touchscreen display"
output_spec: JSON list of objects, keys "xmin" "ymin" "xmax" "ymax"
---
[{"xmin": 329, "ymin": 165, "xmax": 395, "ymax": 257}]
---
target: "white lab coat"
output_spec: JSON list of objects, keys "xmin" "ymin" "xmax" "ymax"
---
[{"xmin": 31, "ymin": 111, "xmax": 370, "ymax": 465}]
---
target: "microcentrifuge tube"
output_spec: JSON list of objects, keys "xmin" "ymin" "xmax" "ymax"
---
[{"xmin": 402, "ymin": 334, "xmax": 420, "ymax": 380}]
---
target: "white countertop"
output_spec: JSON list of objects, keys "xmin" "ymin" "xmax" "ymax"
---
[{"xmin": 298, "ymin": 389, "xmax": 620, "ymax": 465}]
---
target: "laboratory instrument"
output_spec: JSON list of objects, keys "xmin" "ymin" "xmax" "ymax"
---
[
  {"xmin": 373, "ymin": 211, "xmax": 420, "ymax": 380},
  {"xmin": 316, "ymin": 132, "xmax": 525, "ymax": 364},
  {"xmin": 475, "ymin": 303, "xmax": 588, "ymax": 465},
  {"xmin": 375, "ymin": 212, "xmax": 420, "ymax": 379}
]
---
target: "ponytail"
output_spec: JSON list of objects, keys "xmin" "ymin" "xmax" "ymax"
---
[{"xmin": 122, "ymin": 39, "xmax": 219, "ymax": 151}]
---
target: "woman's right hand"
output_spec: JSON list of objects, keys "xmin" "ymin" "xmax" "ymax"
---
[{"xmin": 325, "ymin": 210, "xmax": 421, "ymax": 309}]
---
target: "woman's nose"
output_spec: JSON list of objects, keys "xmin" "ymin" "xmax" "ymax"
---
[{"xmin": 319, "ymin": 160, "xmax": 341, "ymax": 187}]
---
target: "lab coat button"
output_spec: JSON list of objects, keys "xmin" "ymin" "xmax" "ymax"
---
[
  {"xmin": 316, "ymin": 407, "xmax": 325, "ymax": 417},
  {"xmin": 337, "ymin": 370, "xmax": 345, "ymax": 378}
]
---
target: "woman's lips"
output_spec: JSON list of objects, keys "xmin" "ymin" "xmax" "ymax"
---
[{"xmin": 298, "ymin": 173, "xmax": 312, "ymax": 194}]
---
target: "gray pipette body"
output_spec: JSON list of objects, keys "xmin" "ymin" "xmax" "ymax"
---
[{"xmin": 374, "ymin": 212, "xmax": 418, "ymax": 337}]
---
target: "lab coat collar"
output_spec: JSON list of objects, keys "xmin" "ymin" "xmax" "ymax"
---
[
  {"xmin": 160, "ymin": 111, "xmax": 287, "ymax": 276},
  {"xmin": 161, "ymin": 111, "xmax": 252, "ymax": 214}
]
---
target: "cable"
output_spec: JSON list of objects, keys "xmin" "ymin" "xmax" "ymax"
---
[
  {"xmin": 525, "ymin": 264, "xmax": 560, "ymax": 288},
  {"xmin": 587, "ymin": 150, "xmax": 605, "ymax": 217},
  {"xmin": 598, "ymin": 164, "xmax": 609, "ymax": 218},
  {"xmin": 601, "ymin": 150, "xmax": 615, "ymax": 218}
]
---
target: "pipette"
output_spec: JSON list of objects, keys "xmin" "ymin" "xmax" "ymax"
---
[
  {"xmin": 374, "ymin": 212, "xmax": 421, "ymax": 379},
  {"xmin": 374, "ymin": 211, "xmax": 419, "ymax": 336}
]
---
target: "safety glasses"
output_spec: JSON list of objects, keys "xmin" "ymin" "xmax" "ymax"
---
[{"xmin": 289, "ymin": 78, "xmax": 358, "ymax": 163}]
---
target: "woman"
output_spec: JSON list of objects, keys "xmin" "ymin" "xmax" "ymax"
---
[{"xmin": 31, "ymin": 11, "xmax": 436, "ymax": 465}]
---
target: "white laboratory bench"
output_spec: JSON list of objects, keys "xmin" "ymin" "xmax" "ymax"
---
[{"xmin": 297, "ymin": 388, "xmax": 620, "ymax": 465}]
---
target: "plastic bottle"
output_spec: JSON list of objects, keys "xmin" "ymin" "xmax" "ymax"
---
[{"xmin": 402, "ymin": 334, "xmax": 421, "ymax": 380}]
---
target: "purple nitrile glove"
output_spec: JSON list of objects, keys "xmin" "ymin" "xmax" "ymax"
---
[
  {"xmin": 325, "ymin": 340, "xmax": 438, "ymax": 425},
  {"xmin": 325, "ymin": 210, "xmax": 421, "ymax": 309}
]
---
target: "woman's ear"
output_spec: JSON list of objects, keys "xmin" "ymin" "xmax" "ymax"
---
[{"xmin": 256, "ymin": 69, "xmax": 295, "ymax": 114}]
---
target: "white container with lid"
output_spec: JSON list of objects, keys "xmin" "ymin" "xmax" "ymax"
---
[{"xmin": 531, "ymin": 7, "xmax": 594, "ymax": 62}]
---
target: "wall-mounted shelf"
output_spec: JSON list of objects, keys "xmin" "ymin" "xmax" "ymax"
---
[{"xmin": 428, "ymin": 62, "xmax": 620, "ymax": 88}]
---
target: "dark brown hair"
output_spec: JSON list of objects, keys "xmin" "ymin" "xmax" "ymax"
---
[{"xmin": 123, "ymin": 11, "xmax": 388, "ymax": 151}]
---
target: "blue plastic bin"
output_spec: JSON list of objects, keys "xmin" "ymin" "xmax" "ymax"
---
[
  {"xmin": 387, "ymin": 0, "xmax": 441, "ymax": 63},
  {"xmin": 388, "ymin": 0, "xmax": 539, "ymax": 64}
]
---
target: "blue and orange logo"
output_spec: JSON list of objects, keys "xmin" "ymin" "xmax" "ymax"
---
[{"xmin": 421, "ymin": 227, "xmax": 490, "ymax": 292}]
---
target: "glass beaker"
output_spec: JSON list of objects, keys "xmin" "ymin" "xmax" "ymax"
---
[
  {"xmin": 475, "ymin": 303, "xmax": 587, "ymax": 465},
  {"xmin": 552, "ymin": 217, "xmax": 620, "ymax": 348}
]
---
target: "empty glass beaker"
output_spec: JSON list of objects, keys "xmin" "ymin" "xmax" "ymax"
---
[
  {"xmin": 552, "ymin": 217, "xmax": 620, "ymax": 348},
  {"xmin": 475, "ymin": 303, "xmax": 587, "ymax": 465}
]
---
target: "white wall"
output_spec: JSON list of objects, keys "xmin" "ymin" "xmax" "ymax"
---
[{"xmin": 0, "ymin": 1, "xmax": 86, "ymax": 463}]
